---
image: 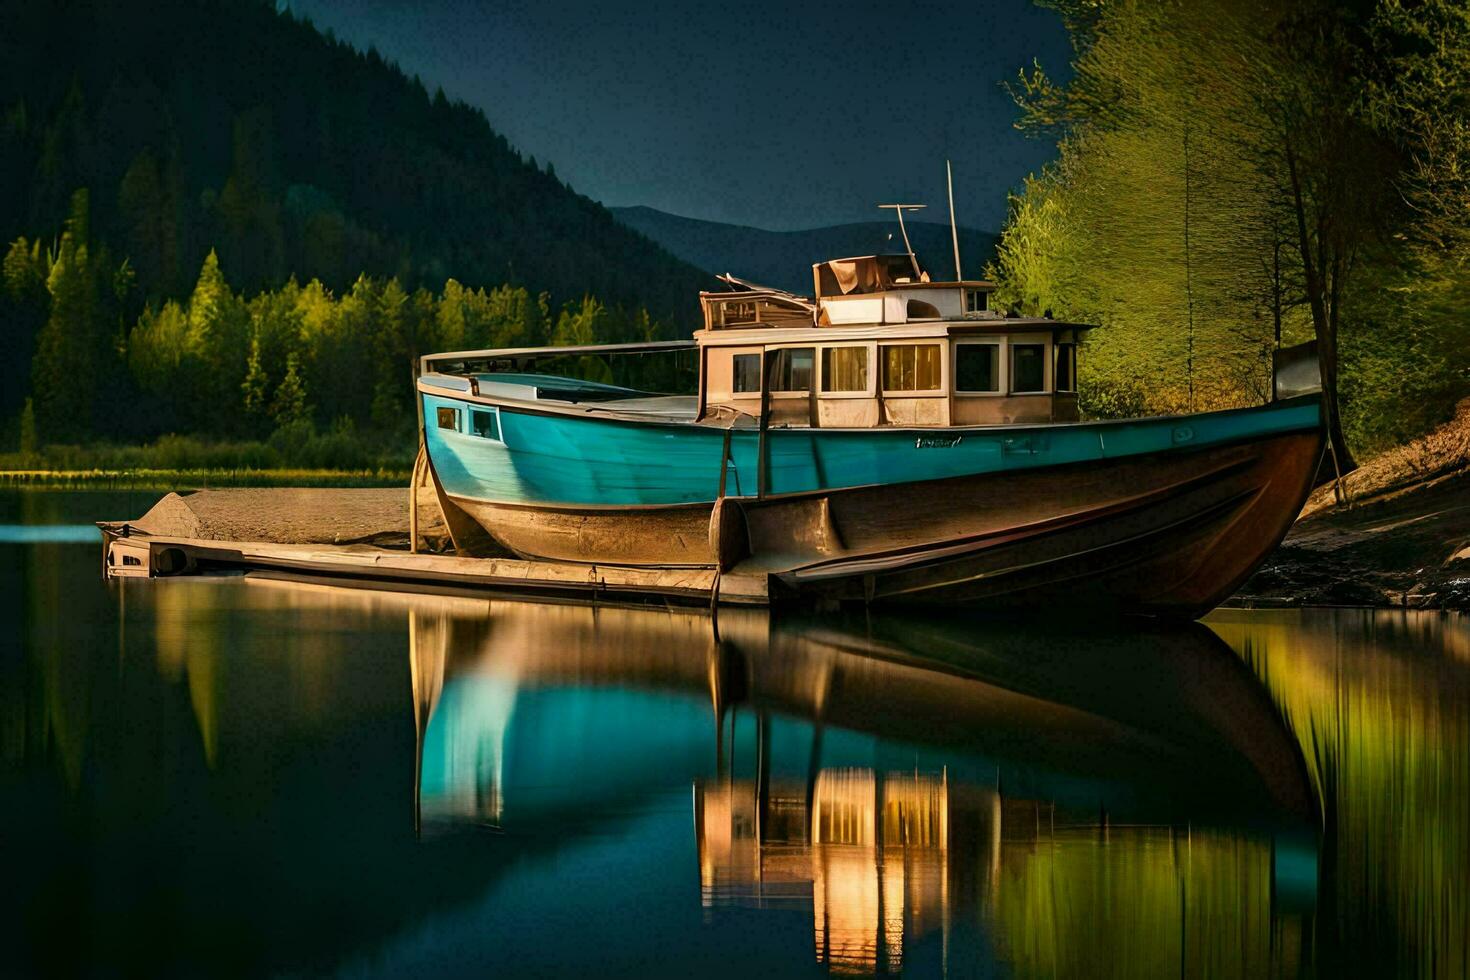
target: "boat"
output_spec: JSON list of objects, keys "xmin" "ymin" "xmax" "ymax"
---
[{"xmin": 416, "ymin": 243, "xmax": 1325, "ymax": 618}]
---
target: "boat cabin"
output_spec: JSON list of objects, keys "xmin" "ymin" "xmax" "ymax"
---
[{"xmin": 697, "ymin": 255, "xmax": 1093, "ymax": 428}]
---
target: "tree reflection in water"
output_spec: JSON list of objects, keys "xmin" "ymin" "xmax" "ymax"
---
[
  {"xmin": 1210, "ymin": 609, "xmax": 1470, "ymax": 980},
  {"xmin": 4, "ymin": 549, "xmax": 1465, "ymax": 978},
  {"xmin": 407, "ymin": 597, "xmax": 1323, "ymax": 977}
]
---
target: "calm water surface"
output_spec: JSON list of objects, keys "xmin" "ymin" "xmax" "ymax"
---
[{"xmin": 2, "ymin": 491, "xmax": 1466, "ymax": 978}]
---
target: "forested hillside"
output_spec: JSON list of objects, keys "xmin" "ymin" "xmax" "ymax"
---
[
  {"xmin": 0, "ymin": 0, "xmax": 705, "ymax": 453},
  {"xmin": 991, "ymin": 0, "xmax": 1470, "ymax": 461},
  {"xmin": 613, "ymin": 206, "xmax": 999, "ymax": 295}
]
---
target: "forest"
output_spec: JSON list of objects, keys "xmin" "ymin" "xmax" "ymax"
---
[
  {"xmin": 4, "ymin": 0, "xmax": 1467, "ymax": 471},
  {"xmin": 989, "ymin": 0, "xmax": 1470, "ymax": 464},
  {"xmin": 3, "ymin": 190, "xmax": 673, "ymax": 469},
  {"xmin": 0, "ymin": 0, "xmax": 697, "ymax": 465}
]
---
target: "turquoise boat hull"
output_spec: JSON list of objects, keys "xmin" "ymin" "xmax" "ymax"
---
[
  {"xmin": 421, "ymin": 390, "xmax": 1320, "ymax": 508},
  {"xmin": 418, "ymin": 386, "xmax": 1324, "ymax": 617}
]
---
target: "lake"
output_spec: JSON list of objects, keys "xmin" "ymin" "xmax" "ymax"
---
[{"xmin": 2, "ymin": 490, "xmax": 1466, "ymax": 978}]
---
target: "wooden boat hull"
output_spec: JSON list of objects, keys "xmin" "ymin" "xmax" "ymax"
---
[
  {"xmin": 771, "ymin": 429, "xmax": 1322, "ymax": 616},
  {"xmin": 421, "ymin": 389, "xmax": 1323, "ymax": 618}
]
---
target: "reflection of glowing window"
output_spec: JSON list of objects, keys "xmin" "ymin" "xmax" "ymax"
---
[{"xmin": 882, "ymin": 345, "xmax": 942, "ymax": 392}]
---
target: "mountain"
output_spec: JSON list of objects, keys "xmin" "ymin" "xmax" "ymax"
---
[
  {"xmin": 0, "ymin": 0, "xmax": 705, "ymax": 318},
  {"xmin": 612, "ymin": 206, "xmax": 1000, "ymax": 296}
]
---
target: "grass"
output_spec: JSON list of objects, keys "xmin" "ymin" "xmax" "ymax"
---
[{"xmin": 0, "ymin": 423, "xmax": 415, "ymax": 489}]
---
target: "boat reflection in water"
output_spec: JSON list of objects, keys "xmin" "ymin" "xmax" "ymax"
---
[{"xmin": 405, "ymin": 592, "xmax": 1319, "ymax": 977}]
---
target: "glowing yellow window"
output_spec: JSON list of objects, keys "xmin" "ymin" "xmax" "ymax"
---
[
  {"xmin": 881, "ymin": 345, "xmax": 941, "ymax": 392},
  {"xmin": 821, "ymin": 346, "xmax": 869, "ymax": 393}
]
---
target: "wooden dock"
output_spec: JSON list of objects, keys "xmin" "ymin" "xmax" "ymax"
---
[{"xmin": 99, "ymin": 488, "xmax": 771, "ymax": 607}]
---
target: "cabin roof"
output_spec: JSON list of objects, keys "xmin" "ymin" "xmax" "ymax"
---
[
  {"xmin": 893, "ymin": 279, "xmax": 999, "ymax": 290},
  {"xmin": 811, "ymin": 253, "xmax": 997, "ymax": 298},
  {"xmin": 694, "ymin": 317, "xmax": 1096, "ymax": 346}
]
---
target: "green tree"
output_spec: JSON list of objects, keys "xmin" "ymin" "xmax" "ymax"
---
[
  {"xmin": 270, "ymin": 352, "xmax": 310, "ymax": 426},
  {"xmin": 2, "ymin": 236, "xmax": 49, "ymax": 419},
  {"xmin": 186, "ymin": 249, "xmax": 249, "ymax": 431},
  {"xmin": 30, "ymin": 192, "xmax": 103, "ymax": 441},
  {"xmin": 215, "ymin": 108, "xmax": 285, "ymax": 292},
  {"xmin": 994, "ymin": 0, "xmax": 1470, "ymax": 457},
  {"xmin": 552, "ymin": 294, "xmax": 607, "ymax": 346},
  {"xmin": 371, "ymin": 277, "xmax": 416, "ymax": 429},
  {"xmin": 18, "ymin": 396, "xmax": 37, "ymax": 456},
  {"xmin": 241, "ymin": 334, "xmax": 269, "ymax": 425}
]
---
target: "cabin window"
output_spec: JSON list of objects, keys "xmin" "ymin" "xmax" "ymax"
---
[
  {"xmin": 436, "ymin": 406, "xmax": 461, "ymax": 431},
  {"xmin": 732, "ymin": 353, "xmax": 761, "ymax": 394},
  {"xmin": 906, "ymin": 299, "xmax": 941, "ymax": 320},
  {"xmin": 1055, "ymin": 343, "xmax": 1077, "ymax": 392},
  {"xmin": 471, "ymin": 408, "xmax": 500, "ymax": 440},
  {"xmin": 882, "ymin": 344, "xmax": 942, "ymax": 392},
  {"xmin": 965, "ymin": 289, "xmax": 989, "ymax": 313},
  {"xmin": 1011, "ymin": 344, "xmax": 1046, "ymax": 393},
  {"xmin": 769, "ymin": 347, "xmax": 814, "ymax": 392},
  {"xmin": 821, "ymin": 346, "xmax": 869, "ymax": 393},
  {"xmin": 955, "ymin": 343, "xmax": 1001, "ymax": 393}
]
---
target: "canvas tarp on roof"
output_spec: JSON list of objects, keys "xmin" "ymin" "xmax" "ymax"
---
[{"xmin": 827, "ymin": 256, "xmax": 887, "ymax": 295}]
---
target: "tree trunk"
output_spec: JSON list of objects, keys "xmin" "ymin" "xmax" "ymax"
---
[
  {"xmin": 1315, "ymin": 317, "xmax": 1355, "ymax": 477},
  {"xmin": 1284, "ymin": 142, "xmax": 1357, "ymax": 476},
  {"xmin": 1322, "ymin": 248, "xmax": 1355, "ymax": 474}
]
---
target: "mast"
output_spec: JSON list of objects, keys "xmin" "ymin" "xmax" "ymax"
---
[
  {"xmin": 878, "ymin": 203, "xmax": 926, "ymax": 278},
  {"xmin": 946, "ymin": 161, "xmax": 963, "ymax": 281}
]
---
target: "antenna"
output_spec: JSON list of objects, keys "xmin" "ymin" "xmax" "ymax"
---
[
  {"xmin": 878, "ymin": 203, "xmax": 926, "ymax": 278},
  {"xmin": 946, "ymin": 161, "xmax": 963, "ymax": 281}
]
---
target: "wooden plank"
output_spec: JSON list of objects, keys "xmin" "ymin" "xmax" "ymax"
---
[{"xmin": 100, "ymin": 527, "xmax": 770, "ymax": 606}]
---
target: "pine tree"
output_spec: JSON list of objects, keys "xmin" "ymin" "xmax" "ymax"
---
[
  {"xmin": 30, "ymin": 192, "xmax": 101, "ymax": 442},
  {"xmin": 370, "ymin": 277, "xmax": 410, "ymax": 429},
  {"xmin": 186, "ymin": 249, "xmax": 248, "ymax": 431},
  {"xmin": 242, "ymin": 333, "xmax": 269, "ymax": 422},
  {"xmin": 18, "ymin": 397, "xmax": 37, "ymax": 457},
  {"xmin": 270, "ymin": 352, "xmax": 309, "ymax": 426},
  {"xmin": 118, "ymin": 149, "xmax": 166, "ymax": 292},
  {"xmin": 2, "ymin": 236, "xmax": 49, "ymax": 419}
]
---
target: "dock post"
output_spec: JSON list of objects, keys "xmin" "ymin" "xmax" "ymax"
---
[
  {"xmin": 410, "ymin": 443, "xmax": 426, "ymax": 554},
  {"xmin": 757, "ymin": 350, "xmax": 775, "ymax": 499}
]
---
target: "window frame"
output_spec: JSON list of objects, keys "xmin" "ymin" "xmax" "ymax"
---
[
  {"xmin": 952, "ymin": 338, "xmax": 1005, "ymax": 397},
  {"xmin": 763, "ymin": 344, "xmax": 818, "ymax": 400},
  {"xmin": 1054, "ymin": 342, "xmax": 1078, "ymax": 393},
  {"xmin": 1009, "ymin": 341, "xmax": 1050, "ymax": 395},
  {"xmin": 730, "ymin": 351, "xmax": 763, "ymax": 399},
  {"xmin": 470, "ymin": 406, "xmax": 503, "ymax": 442},
  {"xmin": 964, "ymin": 288, "xmax": 990, "ymax": 314},
  {"xmin": 436, "ymin": 406, "xmax": 462, "ymax": 432},
  {"xmin": 878, "ymin": 341, "xmax": 947, "ymax": 397},
  {"xmin": 817, "ymin": 342, "xmax": 877, "ymax": 400}
]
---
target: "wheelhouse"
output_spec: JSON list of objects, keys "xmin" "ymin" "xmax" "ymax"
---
[{"xmin": 697, "ymin": 256, "xmax": 1093, "ymax": 427}]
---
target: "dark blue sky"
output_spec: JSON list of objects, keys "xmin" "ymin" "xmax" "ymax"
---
[{"xmin": 285, "ymin": 0, "xmax": 1071, "ymax": 231}]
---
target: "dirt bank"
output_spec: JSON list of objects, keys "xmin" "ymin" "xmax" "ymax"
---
[
  {"xmin": 130, "ymin": 487, "xmax": 448, "ymax": 549},
  {"xmin": 1233, "ymin": 399, "xmax": 1470, "ymax": 610}
]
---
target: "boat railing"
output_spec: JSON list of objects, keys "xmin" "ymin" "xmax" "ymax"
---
[
  {"xmin": 419, "ymin": 340, "xmax": 696, "ymax": 376},
  {"xmin": 700, "ymin": 292, "xmax": 816, "ymax": 331}
]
